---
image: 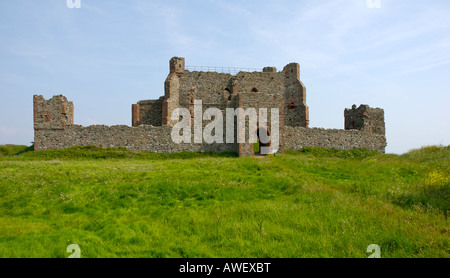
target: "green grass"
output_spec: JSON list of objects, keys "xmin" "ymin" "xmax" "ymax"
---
[
  {"xmin": 0, "ymin": 145, "xmax": 28, "ymax": 156},
  {"xmin": 0, "ymin": 145, "xmax": 448, "ymax": 258},
  {"xmin": 253, "ymin": 141, "xmax": 260, "ymax": 154}
]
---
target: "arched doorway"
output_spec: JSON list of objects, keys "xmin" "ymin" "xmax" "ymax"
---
[{"xmin": 253, "ymin": 126, "xmax": 271, "ymax": 156}]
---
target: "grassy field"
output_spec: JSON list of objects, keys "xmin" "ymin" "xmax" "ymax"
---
[
  {"xmin": 0, "ymin": 145, "xmax": 28, "ymax": 156},
  {"xmin": 0, "ymin": 145, "xmax": 448, "ymax": 258}
]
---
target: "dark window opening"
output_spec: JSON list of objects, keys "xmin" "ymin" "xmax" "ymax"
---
[
  {"xmin": 224, "ymin": 88, "xmax": 232, "ymax": 101},
  {"xmin": 288, "ymin": 94, "xmax": 297, "ymax": 109}
]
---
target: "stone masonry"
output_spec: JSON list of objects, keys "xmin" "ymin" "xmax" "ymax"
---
[{"xmin": 33, "ymin": 57, "xmax": 387, "ymax": 156}]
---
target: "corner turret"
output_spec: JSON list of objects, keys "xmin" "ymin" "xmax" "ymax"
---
[{"xmin": 345, "ymin": 104, "xmax": 385, "ymax": 135}]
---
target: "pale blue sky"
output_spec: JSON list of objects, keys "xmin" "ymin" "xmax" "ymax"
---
[{"xmin": 0, "ymin": 0, "xmax": 449, "ymax": 154}]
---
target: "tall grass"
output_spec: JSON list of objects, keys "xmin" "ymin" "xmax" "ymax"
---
[
  {"xmin": 0, "ymin": 145, "xmax": 448, "ymax": 258},
  {"xmin": 17, "ymin": 145, "xmax": 237, "ymax": 160},
  {"xmin": 0, "ymin": 145, "xmax": 28, "ymax": 156}
]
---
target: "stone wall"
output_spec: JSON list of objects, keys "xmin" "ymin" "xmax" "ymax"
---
[
  {"xmin": 283, "ymin": 63, "xmax": 309, "ymax": 127},
  {"xmin": 284, "ymin": 126, "xmax": 387, "ymax": 153},
  {"xmin": 33, "ymin": 95, "xmax": 386, "ymax": 154},
  {"xmin": 180, "ymin": 71, "xmax": 233, "ymax": 107},
  {"xmin": 35, "ymin": 124, "xmax": 387, "ymax": 154},
  {"xmin": 34, "ymin": 124, "xmax": 236, "ymax": 153},
  {"xmin": 237, "ymin": 92, "xmax": 284, "ymax": 156},
  {"xmin": 132, "ymin": 99, "xmax": 163, "ymax": 127},
  {"xmin": 34, "ymin": 95, "xmax": 73, "ymax": 130},
  {"xmin": 136, "ymin": 57, "xmax": 309, "ymax": 129},
  {"xmin": 345, "ymin": 104, "xmax": 385, "ymax": 135}
]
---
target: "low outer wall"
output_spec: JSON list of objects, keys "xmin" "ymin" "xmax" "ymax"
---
[
  {"xmin": 34, "ymin": 125, "xmax": 236, "ymax": 153},
  {"xmin": 284, "ymin": 126, "xmax": 387, "ymax": 153},
  {"xmin": 34, "ymin": 125, "xmax": 386, "ymax": 154}
]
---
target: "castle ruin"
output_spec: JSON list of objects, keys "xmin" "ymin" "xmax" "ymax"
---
[{"xmin": 33, "ymin": 57, "xmax": 387, "ymax": 156}]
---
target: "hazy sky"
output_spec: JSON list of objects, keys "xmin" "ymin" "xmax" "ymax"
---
[{"xmin": 0, "ymin": 0, "xmax": 449, "ymax": 154}]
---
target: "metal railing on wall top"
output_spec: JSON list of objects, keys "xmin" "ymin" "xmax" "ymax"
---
[{"xmin": 185, "ymin": 66, "xmax": 261, "ymax": 74}]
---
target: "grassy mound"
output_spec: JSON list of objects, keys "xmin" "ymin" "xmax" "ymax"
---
[
  {"xmin": 0, "ymin": 145, "xmax": 28, "ymax": 156},
  {"xmin": 401, "ymin": 145, "xmax": 450, "ymax": 162},
  {"xmin": 0, "ymin": 145, "xmax": 447, "ymax": 258}
]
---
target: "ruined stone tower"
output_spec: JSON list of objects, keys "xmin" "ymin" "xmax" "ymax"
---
[
  {"xmin": 34, "ymin": 95, "xmax": 74, "ymax": 130},
  {"xmin": 344, "ymin": 104, "xmax": 386, "ymax": 135},
  {"xmin": 132, "ymin": 57, "xmax": 309, "ymax": 129},
  {"xmin": 283, "ymin": 63, "xmax": 309, "ymax": 127},
  {"xmin": 130, "ymin": 56, "xmax": 313, "ymax": 156},
  {"xmin": 33, "ymin": 95, "xmax": 74, "ymax": 150}
]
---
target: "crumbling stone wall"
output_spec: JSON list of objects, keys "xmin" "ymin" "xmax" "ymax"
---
[
  {"xmin": 34, "ymin": 95, "xmax": 73, "ymax": 130},
  {"xmin": 161, "ymin": 57, "xmax": 184, "ymax": 126},
  {"xmin": 35, "ymin": 125, "xmax": 237, "ymax": 153},
  {"xmin": 135, "ymin": 57, "xmax": 309, "ymax": 129},
  {"xmin": 283, "ymin": 63, "xmax": 309, "ymax": 127},
  {"xmin": 33, "ymin": 95, "xmax": 74, "ymax": 150},
  {"xmin": 132, "ymin": 98, "xmax": 163, "ymax": 127},
  {"xmin": 34, "ymin": 123, "xmax": 386, "ymax": 153},
  {"xmin": 180, "ymin": 71, "xmax": 233, "ymax": 107},
  {"xmin": 284, "ymin": 126, "xmax": 387, "ymax": 153},
  {"xmin": 33, "ymin": 94, "xmax": 387, "ymax": 154},
  {"xmin": 345, "ymin": 104, "xmax": 385, "ymax": 135}
]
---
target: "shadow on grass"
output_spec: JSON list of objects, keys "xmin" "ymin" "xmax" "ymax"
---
[
  {"xmin": 284, "ymin": 147, "xmax": 380, "ymax": 160},
  {"xmin": 15, "ymin": 145, "xmax": 238, "ymax": 160},
  {"xmin": 390, "ymin": 184, "xmax": 449, "ymax": 216}
]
